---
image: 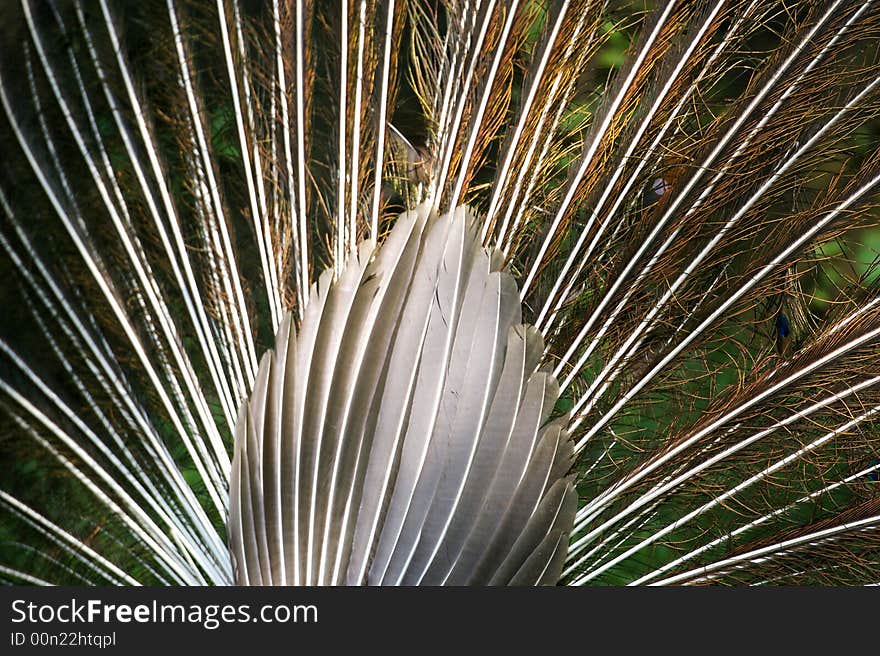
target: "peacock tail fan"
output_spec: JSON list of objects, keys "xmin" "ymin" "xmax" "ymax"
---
[{"xmin": 0, "ymin": 0, "xmax": 879, "ymax": 586}]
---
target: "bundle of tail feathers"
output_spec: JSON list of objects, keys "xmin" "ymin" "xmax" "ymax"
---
[{"xmin": 1, "ymin": 0, "xmax": 879, "ymax": 586}]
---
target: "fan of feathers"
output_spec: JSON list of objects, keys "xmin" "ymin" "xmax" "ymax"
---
[{"xmin": 1, "ymin": 0, "xmax": 880, "ymax": 586}]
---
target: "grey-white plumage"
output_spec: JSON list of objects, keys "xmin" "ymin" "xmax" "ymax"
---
[{"xmin": 227, "ymin": 204, "xmax": 575, "ymax": 585}]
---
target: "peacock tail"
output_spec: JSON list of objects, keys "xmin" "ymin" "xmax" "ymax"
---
[{"xmin": 1, "ymin": 0, "xmax": 879, "ymax": 586}]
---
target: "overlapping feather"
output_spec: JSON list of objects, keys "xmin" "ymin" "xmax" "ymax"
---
[{"xmin": 229, "ymin": 205, "xmax": 575, "ymax": 585}]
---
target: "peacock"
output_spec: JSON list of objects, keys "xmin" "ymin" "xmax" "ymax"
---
[{"xmin": 1, "ymin": 0, "xmax": 879, "ymax": 586}]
